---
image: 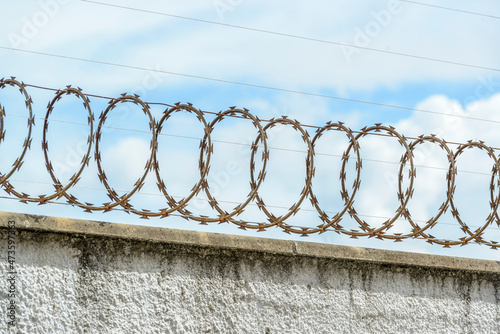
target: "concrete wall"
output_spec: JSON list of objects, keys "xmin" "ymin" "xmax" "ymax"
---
[{"xmin": 1, "ymin": 212, "xmax": 500, "ymax": 333}]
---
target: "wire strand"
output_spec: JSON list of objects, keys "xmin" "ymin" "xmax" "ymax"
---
[
  {"xmin": 23, "ymin": 81, "xmax": 500, "ymax": 129},
  {"xmin": 0, "ymin": 50, "xmax": 499, "ymax": 129},
  {"xmin": 400, "ymin": 0, "xmax": 500, "ymax": 20},
  {"xmin": 0, "ymin": 189, "xmax": 497, "ymax": 233},
  {"xmin": 78, "ymin": 0, "xmax": 500, "ymax": 72},
  {"xmin": 1, "ymin": 82, "xmax": 499, "ymax": 176},
  {"xmin": 3, "ymin": 111, "xmax": 493, "ymax": 176}
]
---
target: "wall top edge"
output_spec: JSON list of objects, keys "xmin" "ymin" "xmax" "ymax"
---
[{"xmin": 1, "ymin": 211, "xmax": 499, "ymax": 274}]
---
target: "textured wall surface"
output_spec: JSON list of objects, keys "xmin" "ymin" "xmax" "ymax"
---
[{"xmin": 1, "ymin": 212, "xmax": 500, "ymax": 334}]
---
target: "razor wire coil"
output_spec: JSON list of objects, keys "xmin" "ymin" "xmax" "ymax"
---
[{"xmin": 1, "ymin": 77, "xmax": 500, "ymax": 249}]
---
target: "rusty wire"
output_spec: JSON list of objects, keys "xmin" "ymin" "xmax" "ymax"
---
[{"xmin": 1, "ymin": 77, "xmax": 500, "ymax": 249}]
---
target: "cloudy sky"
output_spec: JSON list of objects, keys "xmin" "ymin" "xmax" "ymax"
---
[{"xmin": 0, "ymin": 0, "xmax": 499, "ymax": 260}]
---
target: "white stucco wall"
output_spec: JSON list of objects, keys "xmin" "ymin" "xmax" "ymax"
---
[{"xmin": 1, "ymin": 212, "xmax": 500, "ymax": 333}]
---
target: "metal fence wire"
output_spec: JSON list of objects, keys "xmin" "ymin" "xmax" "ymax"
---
[{"xmin": 1, "ymin": 77, "xmax": 500, "ymax": 249}]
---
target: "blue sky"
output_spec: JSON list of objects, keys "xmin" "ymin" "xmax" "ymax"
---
[{"xmin": 1, "ymin": 0, "xmax": 500, "ymax": 260}]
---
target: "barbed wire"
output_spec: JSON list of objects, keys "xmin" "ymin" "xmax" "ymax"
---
[
  {"xmin": 5, "ymin": 177, "xmax": 498, "ymax": 232},
  {"xmin": 1, "ymin": 77, "xmax": 500, "ymax": 249}
]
